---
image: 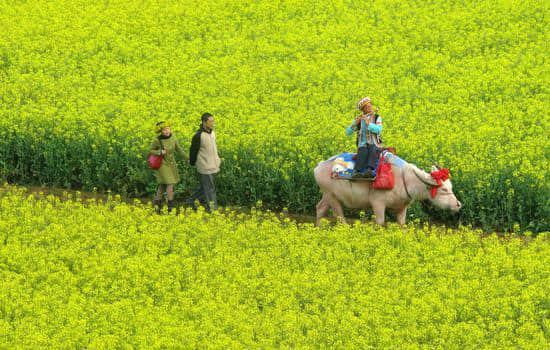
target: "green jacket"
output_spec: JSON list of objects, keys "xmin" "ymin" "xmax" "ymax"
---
[{"xmin": 150, "ymin": 134, "xmax": 186, "ymax": 185}]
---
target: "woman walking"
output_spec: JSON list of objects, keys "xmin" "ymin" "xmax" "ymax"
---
[{"xmin": 149, "ymin": 121, "xmax": 186, "ymax": 213}]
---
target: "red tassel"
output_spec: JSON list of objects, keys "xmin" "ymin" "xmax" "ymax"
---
[{"xmin": 429, "ymin": 169, "xmax": 450, "ymax": 198}]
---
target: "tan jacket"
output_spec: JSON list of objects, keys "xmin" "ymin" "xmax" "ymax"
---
[{"xmin": 196, "ymin": 130, "xmax": 221, "ymax": 174}]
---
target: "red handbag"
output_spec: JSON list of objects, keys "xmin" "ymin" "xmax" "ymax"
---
[
  {"xmin": 147, "ymin": 154, "xmax": 164, "ymax": 169},
  {"xmin": 148, "ymin": 136, "xmax": 164, "ymax": 170},
  {"xmin": 373, "ymin": 157, "xmax": 394, "ymax": 190}
]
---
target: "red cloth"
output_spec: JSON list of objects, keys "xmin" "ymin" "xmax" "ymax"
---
[
  {"xmin": 429, "ymin": 168, "xmax": 450, "ymax": 198},
  {"xmin": 373, "ymin": 158, "xmax": 394, "ymax": 190}
]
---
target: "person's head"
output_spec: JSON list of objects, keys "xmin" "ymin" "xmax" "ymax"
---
[
  {"xmin": 357, "ymin": 97, "xmax": 373, "ymax": 114},
  {"xmin": 155, "ymin": 121, "xmax": 171, "ymax": 136},
  {"xmin": 201, "ymin": 112, "xmax": 214, "ymax": 129}
]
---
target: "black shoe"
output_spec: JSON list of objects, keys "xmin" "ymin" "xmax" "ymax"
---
[
  {"xmin": 364, "ymin": 173, "xmax": 376, "ymax": 180},
  {"xmin": 185, "ymin": 198, "xmax": 200, "ymax": 211},
  {"xmin": 153, "ymin": 199, "xmax": 163, "ymax": 214},
  {"xmin": 352, "ymin": 171, "xmax": 365, "ymax": 179},
  {"xmin": 167, "ymin": 200, "xmax": 175, "ymax": 213},
  {"xmin": 364, "ymin": 168, "xmax": 376, "ymax": 179}
]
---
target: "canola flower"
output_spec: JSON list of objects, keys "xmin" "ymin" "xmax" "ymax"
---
[
  {"xmin": 0, "ymin": 0, "xmax": 548, "ymax": 232},
  {"xmin": 0, "ymin": 186, "xmax": 548, "ymax": 348}
]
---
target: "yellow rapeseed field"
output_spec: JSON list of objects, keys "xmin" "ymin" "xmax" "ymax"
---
[
  {"xmin": 0, "ymin": 0, "xmax": 548, "ymax": 231},
  {"xmin": 0, "ymin": 186, "xmax": 548, "ymax": 348}
]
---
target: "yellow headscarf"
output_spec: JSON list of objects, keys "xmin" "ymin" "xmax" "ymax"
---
[{"xmin": 155, "ymin": 121, "xmax": 171, "ymax": 134}]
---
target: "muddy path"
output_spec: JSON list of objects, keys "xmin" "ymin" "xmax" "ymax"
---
[
  {"xmin": 0, "ymin": 183, "xmax": 332, "ymax": 225},
  {"xmin": 0, "ymin": 183, "xmax": 426, "ymax": 227},
  {"xmin": 0, "ymin": 183, "xmax": 521, "ymax": 237}
]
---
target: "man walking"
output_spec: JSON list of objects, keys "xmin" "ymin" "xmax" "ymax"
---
[{"xmin": 187, "ymin": 112, "xmax": 221, "ymax": 212}]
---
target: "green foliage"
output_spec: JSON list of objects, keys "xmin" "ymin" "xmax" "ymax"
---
[
  {"xmin": 0, "ymin": 187, "xmax": 548, "ymax": 348},
  {"xmin": 0, "ymin": 0, "xmax": 548, "ymax": 231}
]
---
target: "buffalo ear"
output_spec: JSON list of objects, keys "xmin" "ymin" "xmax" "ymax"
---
[
  {"xmin": 413, "ymin": 166, "xmax": 439, "ymax": 187},
  {"xmin": 429, "ymin": 160, "xmax": 441, "ymax": 171}
]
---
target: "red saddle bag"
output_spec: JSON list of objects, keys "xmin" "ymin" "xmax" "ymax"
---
[{"xmin": 373, "ymin": 157, "xmax": 394, "ymax": 190}]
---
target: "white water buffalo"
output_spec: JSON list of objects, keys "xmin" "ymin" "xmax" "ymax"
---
[{"xmin": 313, "ymin": 155, "xmax": 462, "ymax": 226}]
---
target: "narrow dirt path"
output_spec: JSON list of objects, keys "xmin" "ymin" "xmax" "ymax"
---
[
  {"xmin": 0, "ymin": 183, "xmax": 340, "ymax": 225},
  {"xmin": 1, "ymin": 183, "xmax": 521, "ymax": 238}
]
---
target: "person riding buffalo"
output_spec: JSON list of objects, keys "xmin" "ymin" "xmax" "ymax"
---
[{"xmin": 345, "ymin": 96, "xmax": 383, "ymax": 179}]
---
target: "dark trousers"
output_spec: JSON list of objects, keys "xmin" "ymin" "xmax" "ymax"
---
[
  {"xmin": 186, "ymin": 173, "xmax": 218, "ymax": 212},
  {"xmin": 354, "ymin": 144, "xmax": 379, "ymax": 173}
]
